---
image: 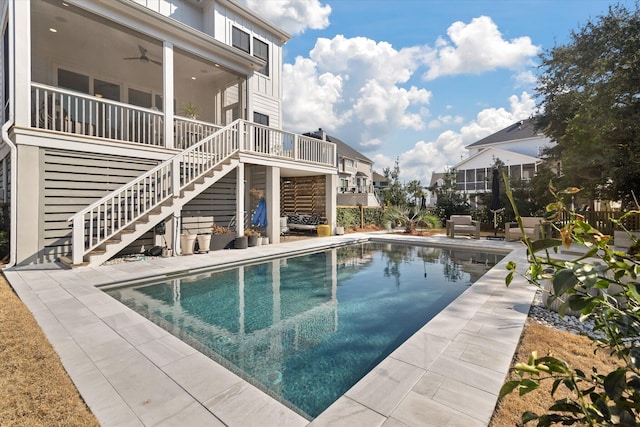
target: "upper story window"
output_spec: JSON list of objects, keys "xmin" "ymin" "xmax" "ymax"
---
[
  {"xmin": 344, "ymin": 159, "xmax": 354, "ymax": 168},
  {"xmin": 232, "ymin": 27, "xmax": 250, "ymax": 53},
  {"xmin": 253, "ymin": 112, "xmax": 269, "ymax": 126},
  {"xmin": 253, "ymin": 38, "xmax": 269, "ymax": 76}
]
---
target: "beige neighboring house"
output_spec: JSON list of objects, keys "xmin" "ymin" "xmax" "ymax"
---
[
  {"xmin": 304, "ymin": 129, "xmax": 380, "ymax": 206},
  {"xmin": 0, "ymin": 0, "xmax": 338, "ymax": 267},
  {"xmin": 428, "ymin": 172, "xmax": 445, "ymax": 207},
  {"xmin": 435, "ymin": 118, "xmax": 555, "ymax": 207}
]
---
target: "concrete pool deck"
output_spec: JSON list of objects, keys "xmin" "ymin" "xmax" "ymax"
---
[{"xmin": 4, "ymin": 233, "xmax": 534, "ymax": 426}]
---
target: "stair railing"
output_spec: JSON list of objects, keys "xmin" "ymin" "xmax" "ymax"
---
[{"xmin": 68, "ymin": 120, "xmax": 241, "ymax": 264}]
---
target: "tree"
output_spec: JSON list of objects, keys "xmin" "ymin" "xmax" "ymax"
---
[
  {"xmin": 429, "ymin": 168, "xmax": 469, "ymax": 222},
  {"xmin": 381, "ymin": 157, "xmax": 408, "ymax": 207},
  {"xmin": 406, "ymin": 179, "xmax": 423, "ymax": 208},
  {"xmin": 535, "ymin": 3, "xmax": 640, "ymax": 206}
]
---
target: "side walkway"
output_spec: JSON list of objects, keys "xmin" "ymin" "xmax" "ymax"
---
[{"xmin": 4, "ymin": 234, "xmax": 533, "ymax": 426}]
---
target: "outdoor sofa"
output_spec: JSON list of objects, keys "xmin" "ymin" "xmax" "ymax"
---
[{"xmin": 287, "ymin": 214, "xmax": 322, "ymax": 232}]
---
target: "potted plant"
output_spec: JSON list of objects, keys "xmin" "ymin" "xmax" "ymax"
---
[
  {"xmin": 211, "ymin": 223, "xmax": 235, "ymax": 250},
  {"xmin": 245, "ymin": 228, "xmax": 260, "ymax": 247},
  {"xmin": 181, "ymin": 102, "xmax": 199, "ymax": 120}
]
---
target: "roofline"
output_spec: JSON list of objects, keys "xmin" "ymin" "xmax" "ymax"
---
[
  {"xmin": 453, "ymin": 146, "xmax": 542, "ymax": 169},
  {"xmin": 464, "ymin": 133, "xmax": 549, "ymax": 150},
  {"xmin": 218, "ymin": 0, "xmax": 292, "ymax": 43}
]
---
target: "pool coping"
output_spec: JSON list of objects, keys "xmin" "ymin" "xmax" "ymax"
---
[{"xmin": 4, "ymin": 233, "xmax": 534, "ymax": 426}]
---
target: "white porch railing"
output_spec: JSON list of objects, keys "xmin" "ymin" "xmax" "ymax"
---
[
  {"xmin": 68, "ymin": 120, "xmax": 240, "ymax": 264},
  {"xmin": 31, "ymin": 83, "xmax": 336, "ymax": 168},
  {"xmin": 241, "ymin": 122, "xmax": 336, "ymax": 166},
  {"xmin": 32, "ymin": 83, "xmax": 164, "ymax": 146},
  {"xmin": 174, "ymin": 116, "xmax": 221, "ymax": 149}
]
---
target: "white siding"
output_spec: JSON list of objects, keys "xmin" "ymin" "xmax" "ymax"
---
[{"xmin": 131, "ymin": 0, "xmax": 204, "ymax": 31}]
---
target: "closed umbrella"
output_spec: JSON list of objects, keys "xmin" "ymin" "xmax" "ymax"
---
[
  {"xmin": 251, "ymin": 198, "xmax": 268, "ymax": 227},
  {"xmin": 489, "ymin": 168, "xmax": 504, "ymax": 236}
]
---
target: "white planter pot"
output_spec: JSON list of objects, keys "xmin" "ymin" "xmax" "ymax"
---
[
  {"xmin": 335, "ymin": 226, "xmax": 345, "ymax": 235},
  {"xmin": 180, "ymin": 234, "xmax": 197, "ymax": 255},
  {"xmin": 261, "ymin": 236, "xmax": 270, "ymax": 245},
  {"xmin": 197, "ymin": 234, "xmax": 212, "ymax": 253}
]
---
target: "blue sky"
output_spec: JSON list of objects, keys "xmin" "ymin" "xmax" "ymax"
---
[{"xmin": 239, "ymin": 0, "xmax": 635, "ymax": 184}]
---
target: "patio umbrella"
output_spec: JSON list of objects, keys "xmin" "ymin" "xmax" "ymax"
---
[
  {"xmin": 251, "ymin": 198, "xmax": 268, "ymax": 227},
  {"xmin": 489, "ymin": 168, "xmax": 504, "ymax": 234}
]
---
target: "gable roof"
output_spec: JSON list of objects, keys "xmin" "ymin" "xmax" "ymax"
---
[
  {"xmin": 453, "ymin": 146, "xmax": 541, "ymax": 170},
  {"xmin": 430, "ymin": 172, "xmax": 445, "ymax": 187},
  {"xmin": 304, "ymin": 130, "xmax": 373, "ymax": 164},
  {"xmin": 466, "ymin": 118, "xmax": 542, "ymax": 148},
  {"xmin": 372, "ymin": 171, "xmax": 388, "ymax": 183}
]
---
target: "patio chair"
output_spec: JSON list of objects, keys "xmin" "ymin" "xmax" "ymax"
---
[
  {"xmin": 505, "ymin": 217, "xmax": 544, "ymax": 241},
  {"xmin": 446, "ymin": 215, "xmax": 480, "ymax": 239}
]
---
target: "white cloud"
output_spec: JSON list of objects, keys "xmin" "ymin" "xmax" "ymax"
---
[
  {"xmin": 423, "ymin": 16, "xmax": 540, "ymax": 80},
  {"xmin": 283, "ymin": 35, "xmax": 432, "ymax": 144},
  {"xmin": 396, "ymin": 92, "xmax": 536, "ymax": 184},
  {"xmin": 237, "ymin": 0, "xmax": 331, "ymax": 35}
]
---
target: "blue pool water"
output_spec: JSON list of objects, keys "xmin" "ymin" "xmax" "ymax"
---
[{"xmin": 106, "ymin": 242, "xmax": 503, "ymax": 418}]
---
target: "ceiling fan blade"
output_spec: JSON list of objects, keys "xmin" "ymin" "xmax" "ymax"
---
[
  {"xmin": 150, "ymin": 59, "xmax": 163, "ymax": 66},
  {"xmin": 138, "ymin": 45, "xmax": 147, "ymax": 56},
  {"xmin": 123, "ymin": 57, "xmax": 140, "ymax": 60}
]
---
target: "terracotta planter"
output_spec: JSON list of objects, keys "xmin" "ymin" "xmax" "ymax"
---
[{"xmin": 212, "ymin": 232, "xmax": 235, "ymax": 250}]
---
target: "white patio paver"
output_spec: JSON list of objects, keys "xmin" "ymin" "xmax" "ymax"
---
[{"xmin": 4, "ymin": 233, "xmax": 534, "ymax": 426}]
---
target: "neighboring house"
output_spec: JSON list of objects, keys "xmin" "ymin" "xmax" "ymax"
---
[
  {"xmin": 427, "ymin": 172, "xmax": 445, "ymax": 207},
  {"xmin": 0, "ymin": 0, "xmax": 337, "ymax": 267},
  {"xmin": 304, "ymin": 129, "xmax": 379, "ymax": 207},
  {"xmin": 447, "ymin": 119, "xmax": 554, "ymax": 206},
  {"xmin": 372, "ymin": 171, "xmax": 388, "ymax": 204}
]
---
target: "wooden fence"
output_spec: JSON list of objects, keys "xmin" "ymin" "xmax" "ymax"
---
[{"xmin": 558, "ymin": 211, "xmax": 640, "ymax": 235}]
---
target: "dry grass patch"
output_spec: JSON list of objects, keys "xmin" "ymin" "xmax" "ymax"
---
[
  {"xmin": 490, "ymin": 320, "xmax": 624, "ymax": 426},
  {"xmin": 0, "ymin": 273, "xmax": 99, "ymax": 427}
]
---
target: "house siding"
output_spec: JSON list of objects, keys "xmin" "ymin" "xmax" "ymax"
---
[
  {"xmin": 40, "ymin": 149, "xmax": 159, "ymax": 262},
  {"xmin": 181, "ymin": 170, "xmax": 237, "ymax": 233},
  {"xmin": 131, "ymin": 0, "xmax": 204, "ymax": 32}
]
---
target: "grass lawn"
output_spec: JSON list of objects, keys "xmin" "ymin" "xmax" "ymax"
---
[
  {"xmin": 0, "ymin": 273, "xmax": 99, "ymax": 427},
  {"xmin": 0, "ymin": 268, "xmax": 620, "ymax": 426}
]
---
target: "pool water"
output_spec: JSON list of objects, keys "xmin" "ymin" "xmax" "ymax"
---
[{"xmin": 106, "ymin": 242, "xmax": 503, "ymax": 418}]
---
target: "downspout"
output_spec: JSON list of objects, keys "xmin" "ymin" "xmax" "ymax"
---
[{"xmin": 1, "ymin": 1, "xmax": 16, "ymax": 268}]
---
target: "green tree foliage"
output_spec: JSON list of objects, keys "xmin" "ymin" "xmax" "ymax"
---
[
  {"xmin": 381, "ymin": 158, "xmax": 408, "ymax": 207},
  {"xmin": 535, "ymin": 2, "xmax": 640, "ymax": 206},
  {"xmin": 406, "ymin": 179, "xmax": 424, "ymax": 208},
  {"xmin": 429, "ymin": 168, "xmax": 470, "ymax": 222},
  {"xmin": 500, "ymin": 172, "xmax": 640, "ymax": 426}
]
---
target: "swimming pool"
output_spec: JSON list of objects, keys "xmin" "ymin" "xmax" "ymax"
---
[{"xmin": 106, "ymin": 242, "xmax": 503, "ymax": 419}]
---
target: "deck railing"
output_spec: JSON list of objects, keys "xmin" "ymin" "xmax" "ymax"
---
[
  {"xmin": 69, "ymin": 121, "xmax": 241, "ymax": 264},
  {"xmin": 30, "ymin": 83, "xmax": 336, "ymax": 168},
  {"xmin": 32, "ymin": 83, "xmax": 164, "ymax": 146},
  {"xmin": 241, "ymin": 121, "xmax": 336, "ymax": 166}
]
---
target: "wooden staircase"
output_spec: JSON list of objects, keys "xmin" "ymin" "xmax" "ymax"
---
[{"xmin": 66, "ymin": 120, "xmax": 242, "ymax": 267}]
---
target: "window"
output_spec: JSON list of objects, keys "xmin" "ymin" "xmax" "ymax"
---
[
  {"xmin": 253, "ymin": 38, "xmax": 269, "ymax": 76},
  {"xmin": 253, "ymin": 112, "xmax": 269, "ymax": 126},
  {"xmin": 58, "ymin": 69, "xmax": 89, "ymax": 94},
  {"xmin": 232, "ymin": 27, "xmax": 250, "ymax": 53},
  {"xmin": 128, "ymin": 88, "xmax": 152, "ymax": 108}
]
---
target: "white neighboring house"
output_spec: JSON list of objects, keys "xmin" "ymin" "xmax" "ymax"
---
[
  {"xmin": 0, "ymin": 0, "xmax": 338, "ymax": 267},
  {"xmin": 443, "ymin": 119, "xmax": 555, "ymax": 207}
]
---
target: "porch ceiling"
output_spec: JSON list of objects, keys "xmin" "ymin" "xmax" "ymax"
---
[{"xmin": 32, "ymin": 0, "xmax": 242, "ymax": 92}]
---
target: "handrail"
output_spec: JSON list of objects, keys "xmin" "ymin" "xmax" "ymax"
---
[{"xmin": 68, "ymin": 120, "xmax": 241, "ymax": 264}]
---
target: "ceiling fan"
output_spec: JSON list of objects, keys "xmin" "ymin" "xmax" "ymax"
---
[{"xmin": 123, "ymin": 45, "xmax": 162, "ymax": 66}]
